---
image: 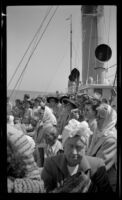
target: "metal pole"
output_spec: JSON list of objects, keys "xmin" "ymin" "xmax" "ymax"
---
[{"xmin": 70, "ymin": 15, "xmax": 72, "ymax": 73}]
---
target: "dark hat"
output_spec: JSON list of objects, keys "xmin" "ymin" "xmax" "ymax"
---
[
  {"xmin": 24, "ymin": 94, "xmax": 30, "ymax": 99},
  {"xmin": 62, "ymin": 98, "xmax": 78, "ymax": 108},
  {"xmin": 59, "ymin": 95, "xmax": 69, "ymax": 104},
  {"xmin": 47, "ymin": 96, "xmax": 59, "ymax": 104}
]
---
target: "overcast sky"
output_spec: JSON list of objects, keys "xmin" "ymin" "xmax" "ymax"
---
[{"xmin": 7, "ymin": 5, "xmax": 117, "ymax": 93}]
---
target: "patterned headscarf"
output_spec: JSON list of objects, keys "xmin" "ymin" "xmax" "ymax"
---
[{"xmin": 96, "ymin": 104, "xmax": 117, "ymax": 136}]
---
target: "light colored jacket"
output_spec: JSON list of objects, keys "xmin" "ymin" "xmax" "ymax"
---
[{"xmin": 86, "ymin": 127, "xmax": 117, "ymax": 191}]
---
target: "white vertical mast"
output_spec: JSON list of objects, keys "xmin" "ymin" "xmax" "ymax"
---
[{"xmin": 70, "ymin": 15, "xmax": 72, "ymax": 73}]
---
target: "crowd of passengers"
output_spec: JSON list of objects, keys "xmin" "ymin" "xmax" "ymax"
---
[{"xmin": 7, "ymin": 92, "xmax": 117, "ymax": 193}]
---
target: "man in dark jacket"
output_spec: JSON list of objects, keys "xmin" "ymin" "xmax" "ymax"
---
[{"xmin": 41, "ymin": 121, "xmax": 112, "ymax": 193}]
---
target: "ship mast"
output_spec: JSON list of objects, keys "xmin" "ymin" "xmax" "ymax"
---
[{"xmin": 70, "ymin": 14, "xmax": 72, "ymax": 73}]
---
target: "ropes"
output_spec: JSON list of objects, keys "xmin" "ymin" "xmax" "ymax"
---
[
  {"xmin": 45, "ymin": 45, "xmax": 69, "ymax": 92},
  {"xmin": 9, "ymin": 6, "xmax": 59, "ymax": 99},
  {"xmin": 8, "ymin": 6, "xmax": 53, "ymax": 89}
]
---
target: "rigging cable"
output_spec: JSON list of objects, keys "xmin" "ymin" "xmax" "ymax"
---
[
  {"xmin": 13, "ymin": 35, "xmax": 41, "ymax": 102},
  {"xmin": 10, "ymin": 6, "xmax": 59, "ymax": 99},
  {"xmin": 7, "ymin": 6, "xmax": 53, "ymax": 89},
  {"xmin": 45, "ymin": 43, "xmax": 69, "ymax": 92}
]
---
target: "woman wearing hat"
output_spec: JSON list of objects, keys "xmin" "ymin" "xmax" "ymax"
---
[
  {"xmin": 46, "ymin": 96, "xmax": 61, "ymax": 120},
  {"xmin": 57, "ymin": 98, "xmax": 78, "ymax": 135},
  {"xmin": 41, "ymin": 121, "xmax": 112, "ymax": 193}
]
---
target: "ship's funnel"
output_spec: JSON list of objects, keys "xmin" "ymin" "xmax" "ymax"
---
[{"xmin": 95, "ymin": 44, "xmax": 112, "ymax": 62}]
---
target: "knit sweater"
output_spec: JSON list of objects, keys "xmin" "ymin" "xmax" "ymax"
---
[
  {"xmin": 8, "ymin": 178, "xmax": 44, "ymax": 193},
  {"xmin": 7, "ymin": 124, "xmax": 41, "ymax": 180}
]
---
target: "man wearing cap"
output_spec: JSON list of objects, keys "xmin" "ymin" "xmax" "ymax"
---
[
  {"xmin": 41, "ymin": 121, "xmax": 112, "ymax": 193},
  {"xmin": 12, "ymin": 99, "xmax": 24, "ymax": 119},
  {"xmin": 23, "ymin": 93, "xmax": 30, "ymax": 102}
]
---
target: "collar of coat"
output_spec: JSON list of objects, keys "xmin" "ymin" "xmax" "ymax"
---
[{"xmin": 51, "ymin": 154, "xmax": 91, "ymax": 177}]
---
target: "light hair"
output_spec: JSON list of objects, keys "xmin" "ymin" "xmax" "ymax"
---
[{"xmin": 42, "ymin": 123, "xmax": 58, "ymax": 139}]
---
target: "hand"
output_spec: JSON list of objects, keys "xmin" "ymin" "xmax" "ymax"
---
[
  {"xmin": 49, "ymin": 180, "xmax": 64, "ymax": 193},
  {"xmin": 69, "ymin": 172, "xmax": 91, "ymax": 193},
  {"xmin": 57, "ymin": 180, "xmax": 64, "ymax": 188}
]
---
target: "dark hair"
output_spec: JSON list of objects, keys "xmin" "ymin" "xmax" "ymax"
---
[
  {"xmin": 102, "ymin": 98, "xmax": 108, "ymax": 104},
  {"xmin": 43, "ymin": 124, "xmax": 58, "ymax": 142},
  {"xmin": 7, "ymin": 139, "xmax": 26, "ymax": 178},
  {"xmin": 15, "ymin": 99, "xmax": 21, "ymax": 103},
  {"xmin": 85, "ymin": 99, "xmax": 101, "ymax": 115},
  {"xmin": 24, "ymin": 94, "xmax": 30, "ymax": 99}
]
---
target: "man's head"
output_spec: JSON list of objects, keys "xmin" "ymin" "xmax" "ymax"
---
[
  {"xmin": 43, "ymin": 124, "xmax": 58, "ymax": 146},
  {"xmin": 24, "ymin": 94, "xmax": 30, "ymax": 101}
]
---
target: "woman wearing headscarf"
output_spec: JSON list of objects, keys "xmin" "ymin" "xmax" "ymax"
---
[
  {"xmin": 86, "ymin": 104, "xmax": 117, "ymax": 192},
  {"xmin": 34, "ymin": 105, "xmax": 57, "ymax": 167},
  {"xmin": 41, "ymin": 120, "xmax": 112, "ymax": 193}
]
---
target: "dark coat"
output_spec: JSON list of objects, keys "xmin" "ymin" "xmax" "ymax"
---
[{"xmin": 41, "ymin": 154, "xmax": 112, "ymax": 193}]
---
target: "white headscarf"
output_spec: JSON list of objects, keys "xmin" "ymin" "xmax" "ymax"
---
[
  {"xmin": 96, "ymin": 104, "xmax": 117, "ymax": 137},
  {"xmin": 62, "ymin": 119, "xmax": 93, "ymax": 146},
  {"xmin": 43, "ymin": 106, "xmax": 57, "ymax": 126},
  {"xmin": 7, "ymin": 115, "xmax": 14, "ymax": 125}
]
